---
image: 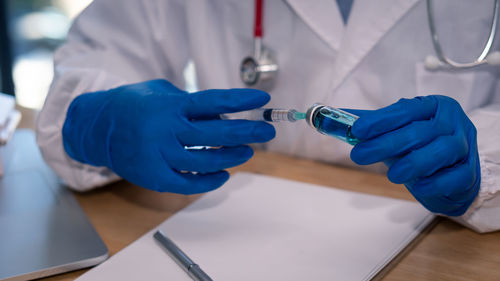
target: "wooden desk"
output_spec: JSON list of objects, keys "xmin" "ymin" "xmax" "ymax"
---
[{"xmin": 18, "ymin": 106, "xmax": 500, "ymax": 281}]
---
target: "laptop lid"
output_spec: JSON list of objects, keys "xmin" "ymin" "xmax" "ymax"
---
[{"xmin": 0, "ymin": 129, "xmax": 108, "ymax": 280}]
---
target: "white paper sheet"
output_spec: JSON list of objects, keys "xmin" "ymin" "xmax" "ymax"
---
[{"xmin": 77, "ymin": 172, "xmax": 434, "ymax": 281}]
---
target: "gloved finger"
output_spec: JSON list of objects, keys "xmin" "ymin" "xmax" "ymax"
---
[
  {"xmin": 350, "ymin": 119, "xmax": 450, "ymax": 165},
  {"xmin": 156, "ymin": 170, "xmax": 230, "ymax": 195},
  {"xmin": 387, "ymin": 134, "xmax": 469, "ymax": 184},
  {"xmin": 351, "ymin": 96, "xmax": 438, "ymax": 140},
  {"xmin": 177, "ymin": 119, "xmax": 276, "ymax": 146},
  {"xmin": 184, "ymin": 89, "xmax": 270, "ymax": 119},
  {"xmin": 408, "ymin": 159, "xmax": 479, "ymax": 216},
  {"xmin": 407, "ymin": 188, "xmax": 470, "ymax": 216},
  {"xmin": 171, "ymin": 146, "xmax": 254, "ymax": 173}
]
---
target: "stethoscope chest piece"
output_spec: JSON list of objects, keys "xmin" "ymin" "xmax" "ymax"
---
[{"xmin": 240, "ymin": 43, "xmax": 278, "ymax": 90}]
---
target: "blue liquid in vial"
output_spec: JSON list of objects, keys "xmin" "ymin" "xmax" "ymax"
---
[{"xmin": 312, "ymin": 106, "xmax": 360, "ymax": 145}]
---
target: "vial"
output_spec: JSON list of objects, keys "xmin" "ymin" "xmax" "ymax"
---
[{"xmin": 306, "ymin": 103, "xmax": 360, "ymax": 145}]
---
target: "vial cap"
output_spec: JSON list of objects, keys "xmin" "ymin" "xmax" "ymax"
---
[{"xmin": 306, "ymin": 103, "xmax": 325, "ymax": 128}]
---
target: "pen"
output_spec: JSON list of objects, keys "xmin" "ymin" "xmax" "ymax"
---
[{"xmin": 153, "ymin": 230, "xmax": 213, "ymax": 281}]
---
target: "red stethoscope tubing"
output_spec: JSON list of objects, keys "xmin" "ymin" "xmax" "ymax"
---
[{"xmin": 254, "ymin": 0, "xmax": 263, "ymax": 38}]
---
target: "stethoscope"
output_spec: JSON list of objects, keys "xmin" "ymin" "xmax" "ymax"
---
[
  {"xmin": 424, "ymin": 0, "xmax": 500, "ymax": 70},
  {"xmin": 240, "ymin": 0, "xmax": 500, "ymax": 88},
  {"xmin": 240, "ymin": 0, "xmax": 278, "ymax": 89}
]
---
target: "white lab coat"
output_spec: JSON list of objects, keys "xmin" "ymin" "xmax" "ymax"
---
[{"xmin": 37, "ymin": 0, "xmax": 500, "ymax": 232}]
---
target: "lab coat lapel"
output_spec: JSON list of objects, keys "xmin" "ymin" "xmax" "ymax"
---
[
  {"xmin": 285, "ymin": 0, "xmax": 344, "ymax": 50},
  {"xmin": 328, "ymin": 0, "xmax": 421, "ymax": 95}
]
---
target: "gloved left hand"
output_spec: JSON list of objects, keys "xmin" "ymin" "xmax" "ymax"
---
[
  {"xmin": 348, "ymin": 95, "xmax": 480, "ymax": 216},
  {"xmin": 62, "ymin": 79, "xmax": 275, "ymax": 194}
]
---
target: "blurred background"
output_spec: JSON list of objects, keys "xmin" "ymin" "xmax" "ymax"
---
[{"xmin": 0, "ymin": 0, "xmax": 92, "ymax": 109}]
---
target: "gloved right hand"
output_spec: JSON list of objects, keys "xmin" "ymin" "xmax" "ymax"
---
[
  {"xmin": 349, "ymin": 96, "xmax": 480, "ymax": 216},
  {"xmin": 62, "ymin": 79, "xmax": 275, "ymax": 194}
]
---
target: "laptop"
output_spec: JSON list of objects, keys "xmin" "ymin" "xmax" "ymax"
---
[{"xmin": 0, "ymin": 129, "xmax": 108, "ymax": 280}]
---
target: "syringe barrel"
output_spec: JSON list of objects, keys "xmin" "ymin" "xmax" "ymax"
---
[
  {"xmin": 263, "ymin": 109, "xmax": 298, "ymax": 122},
  {"xmin": 220, "ymin": 109, "xmax": 267, "ymax": 121},
  {"xmin": 221, "ymin": 108, "xmax": 298, "ymax": 122}
]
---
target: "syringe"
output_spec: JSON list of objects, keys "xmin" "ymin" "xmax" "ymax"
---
[
  {"xmin": 223, "ymin": 108, "xmax": 306, "ymax": 122},
  {"xmin": 187, "ymin": 108, "xmax": 304, "ymax": 151},
  {"xmin": 224, "ymin": 105, "xmax": 360, "ymax": 145}
]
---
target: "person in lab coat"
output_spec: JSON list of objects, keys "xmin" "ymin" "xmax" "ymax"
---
[{"xmin": 37, "ymin": 0, "xmax": 500, "ymax": 233}]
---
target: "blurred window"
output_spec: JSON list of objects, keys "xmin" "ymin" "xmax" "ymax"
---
[{"xmin": 7, "ymin": 0, "xmax": 92, "ymax": 109}]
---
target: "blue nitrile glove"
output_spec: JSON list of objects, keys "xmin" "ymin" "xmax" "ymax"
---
[
  {"xmin": 348, "ymin": 95, "xmax": 480, "ymax": 216},
  {"xmin": 62, "ymin": 79, "xmax": 275, "ymax": 194}
]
